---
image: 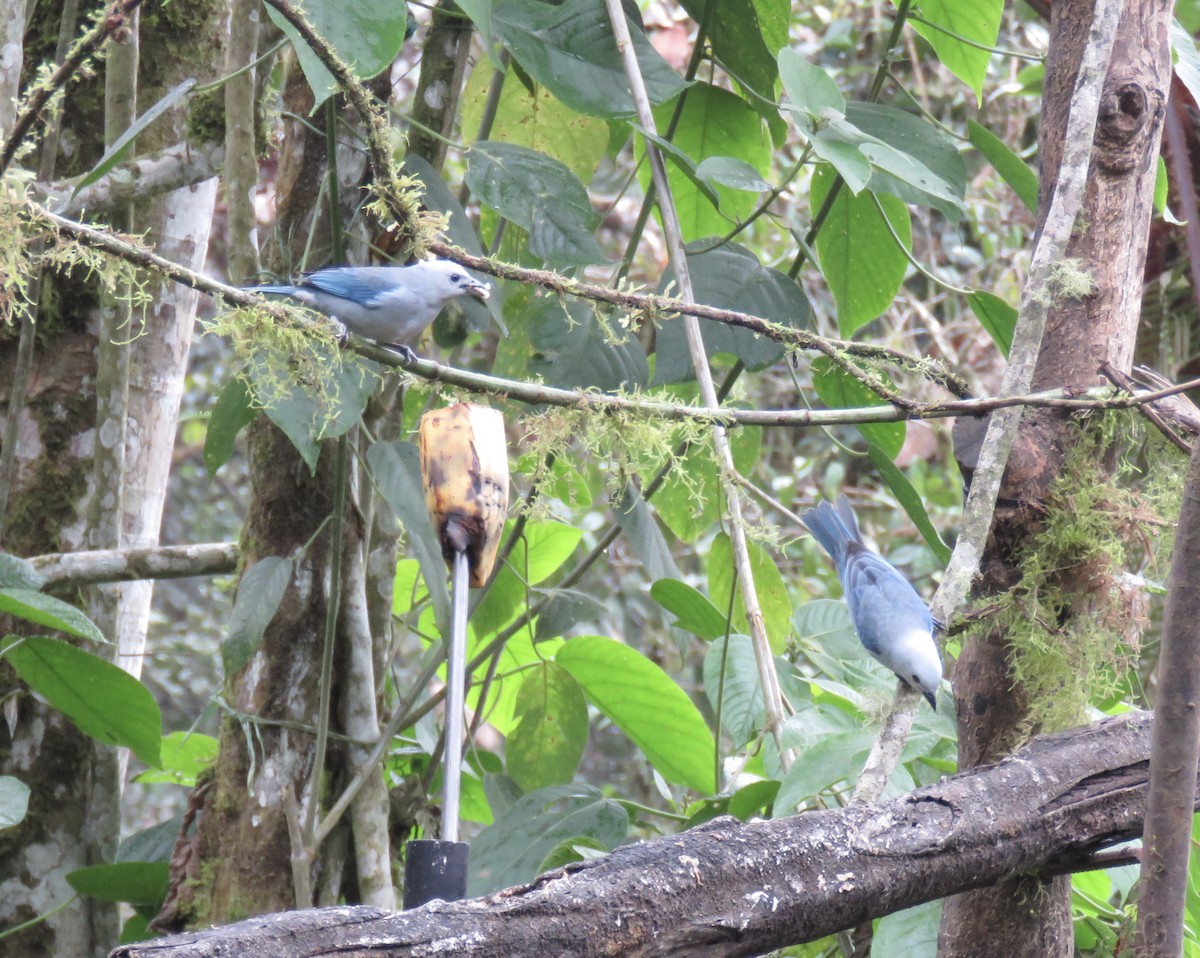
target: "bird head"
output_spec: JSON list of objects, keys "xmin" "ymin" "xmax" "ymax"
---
[
  {"xmin": 894, "ymin": 629, "xmax": 943, "ymax": 709},
  {"xmin": 421, "ymin": 259, "xmax": 491, "ymax": 302}
]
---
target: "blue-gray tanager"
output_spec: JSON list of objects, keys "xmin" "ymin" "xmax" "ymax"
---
[
  {"xmin": 246, "ymin": 259, "xmax": 491, "ymax": 360},
  {"xmin": 801, "ymin": 496, "xmax": 943, "ymax": 709}
]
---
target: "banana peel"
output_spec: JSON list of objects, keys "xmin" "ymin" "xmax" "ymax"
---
[{"xmin": 418, "ymin": 404, "xmax": 509, "ymax": 587}]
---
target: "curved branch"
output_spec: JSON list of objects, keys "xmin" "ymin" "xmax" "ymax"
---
[{"xmin": 111, "ymin": 713, "xmax": 1166, "ymax": 958}]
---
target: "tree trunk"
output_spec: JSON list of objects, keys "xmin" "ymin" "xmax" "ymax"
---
[
  {"xmin": 113, "ymin": 713, "xmax": 1168, "ymax": 958},
  {"xmin": 940, "ymin": 0, "xmax": 1173, "ymax": 953}
]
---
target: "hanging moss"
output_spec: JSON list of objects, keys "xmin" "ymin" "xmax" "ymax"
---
[{"xmin": 968, "ymin": 411, "xmax": 1180, "ymax": 735}]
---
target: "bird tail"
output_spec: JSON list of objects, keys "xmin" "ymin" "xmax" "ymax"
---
[{"xmin": 801, "ymin": 495, "xmax": 863, "ymax": 568}]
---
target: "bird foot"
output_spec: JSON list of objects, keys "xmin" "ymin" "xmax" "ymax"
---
[{"xmin": 383, "ymin": 342, "xmax": 418, "ymax": 364}]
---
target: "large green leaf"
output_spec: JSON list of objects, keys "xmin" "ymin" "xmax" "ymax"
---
[
  {"xmin": 613, "ymin": 486, "xmax": 682, "ymax": 584},
  {"xmin": 133, "ymin": 731, "xmax": 220, "ymax": 786},
  {"xmin": 265, "ymin": 0, "xmax": 412, "ymax": 107},
  {"xmin": 866, "ymin": 445, "xmax": 952, "ymax": 565},
  {"xmin": 466, "ymin": 141, "xmax": 603, "ymax": 266},
  {"xmin": 874, "ymin": 899, "xmax": 942, "ymax": 958},
  {"xmin": 203, "ymin": 375, "xmax": 257, "ymax": 475},
  {"xmin": 845, "ymin": 103, "xmax": 966, "ymax": 219},
  {"xmin": 651, "ymin": 579, "xmax": 729, "ymax": 641},
  {"xmin": 557, "ymin": 636, "xmax": 716, "ymax": 793},
  {"xmin": 506, "ymin": 662, "xmax": 589, "ymax": 792},
  {"xmin": 773, "ymin": 727, "xmax": 876, "ymax": 815},
  {"xmin": 460, "ymin": 60, "xmax": 608, "ymax": 182},
  {"xmin": 967, "ymin": 120, "xmax": 1037, "ymax": 215},
  {"xmin": 0, "ymin": 588, "xmax": 105, "ymax": 643},
  {"xmin": 253, "ymin": 355, "xmax": 379, "ymax": 472},
  {"xmin": 811, "ymin": 164, "xmax": 911, "ymax": 335},
  {"xmin": 468, "ymin": 783, "xmax": 628, "ymax": 895},
  {"xmin": 221, "ymin": 556, "xmax": 293, "ymax": 677},
  {"xmin": 366, "ymin": 440, "xmax": 452, "ymax": 632},
  {"xmin": 967, "ymin": 289, "xmax": 1018, "ymax": 358},
  {"xmin": 1, "ymin": 637, "xmax": 161, "ymax": 768},
  {"xmin": 679, "ymin": 0, "xmax": 786, "ymax": 112},
  {"xmin": 654, "ymin": 241, "xmax": 809, "ymax": 383},
  {"xmin": 642, "ymin": 83, "xmax": 772, "ymax": 241},
  {"xmin": 778, "ymin": 48, "xmax": 845, "ymax": 118},
  {"xmin": 703, "ymin": 634, "xmax": 765, "ymax": 747},
  {"xmin": 491, "ymin": 0, "xmax": 688, "ymax": 119},
  {"xmin": 810, "ymin": 355, "xmax": 906, "ymax": 459},
  {"xmin": 67, "ymin": 862, "xmax": 169, "ymax": 907},
  {"xmin": 526, "ymin": 298, "xmax": 649, "ymax": 390},
  {"xmin": 910, "ymin": 0, "xmax": 1003, "ymax": 104},
  {"xmin": 707, "ymin": 533, "xmax": 792, "ymax": 653},
  {"xmin": 533, "ymin": 589, "xmax": 607, "ymax": 643}
]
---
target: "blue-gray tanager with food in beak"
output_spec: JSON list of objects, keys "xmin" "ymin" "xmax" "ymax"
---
[
  {"xmin": 801, "ymin": 495, "xmax": 943, "ymax": 709},
  {"xmin": 246, "ymin": 259, "xmax": 491, "ymax": 360}
]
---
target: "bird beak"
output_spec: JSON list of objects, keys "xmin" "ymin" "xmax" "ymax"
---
[
  {"xmin": 465, "ymin": 279, "xmax": 491, "ymax": 300},
  {"xmin": 924, "ymin": 690, "xmax": 938, "ymax": 710}
]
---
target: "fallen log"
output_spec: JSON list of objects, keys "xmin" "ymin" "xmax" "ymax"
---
[{"xmin": 113, "ymin": 711, "xmax": 1156, "ymax": 958}]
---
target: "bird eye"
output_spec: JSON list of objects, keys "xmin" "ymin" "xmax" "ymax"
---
[{"xmin": 450, "ymin": 273, "xmax": 461, "ymax": 282}]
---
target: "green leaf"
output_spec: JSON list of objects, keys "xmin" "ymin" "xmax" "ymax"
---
[
  {"xmin": 654, "ymin": 241, "xmax": 809, "ymax": 383},
  {"xmin": 0, "ymin": 775, "xmax": 30, "ymax": 829},
  {"xmin": 859, "ymin": 140, "xmax": 963, "ymax": 209},
  {"xmin": 491, "ymin": 0, "xmax": 688, "ymax": 119},
  {"xmin": 865, "ymin": 446, "xmax": 952, "ymax": 565},
  {"xmin": 204, "ymin": 376, "xmax": 257, "ymax": 474},
  {"xmin": 506, "ymin": 520, "xmax": 583, "ymax": 585},
  {"xmin": 704, "ymin": 634, "xmax": 765, "ymax": 747},
  {"xmin": 642, "ymin": 84, "xmax": 772, "ymax": 241},
  {"xmin": 778, "ymin": 48, "xmax": 845, "ymax": 118},
  {"xmin": 255, "ymin": 356, "xmax": 378, "ymax": 473},
  {"xmin": 967, "ymin": 119, "xmax": 1038, "ymax": 215},
  {"xmin": 1175, "ymin": 21, "xmax": 1200, "ymax": 111},
  {"xmin": 967, "ymin": 290, "xmax": 1017, "ymax": 358},
  {"xmin": 2, "ymin": 637, "xmax": 161, "ymax": 767},
  {"xmin": 810, "ymin": 356, "xmax": 906, "ymax": 459},
  {"xmin": 533, "ymin": 589, "xmax": 607, "ymax": 643},
  {"xmin": 707, "ymin": 533, "xmax": 792, "ymax": 653},
  {"xmin": 221, "ymin": 556, "xmax": 293, "ymax": 677},
  {"xmin": 526, "ymin": 298, "xmax": 649, "ymax": 390},
  {"xmin": 67, "ymin": 862, "xmax": 169, "ymax": 907},
  {"xmin": 0, "ymin": 553, "xmax": 44, "ymax": 590},
  {"xmin": 845, "ymin": 103, "xmax": 966, "ymax": 218},
  {"xmin": 265, "ymin": 0, "xmax": 412, "ymax": 108},
  {"xmin": 695, "ymin": 156, "xmax": 772, "ymax": 192},
  {"xmin": 0, "ymin": 588, "xmax": 105, "ymax": 642},
  {"xmin": 468, "ymin": 783, "xmax": 628, "ymax": 895},
  {"xmin": 506, "ymin": 662, "xmax": 589, "ymax": 792},
  {"xmin": 680, "ymin": 0, "xmax": 785, "ymax": 113},
  {"xmin": 133, "ymin": 731, "xmax": 219, "ymax": 786},
  {"xmin": 613, "ymin": 486, "xmax": 682, "ymax": 584},
  {"xmin": 466, "ymin": 141, "xmax": 603, "ymax": 266},
  {"xmin": 874, "ymin": 899, "xmax": 942, "ymax": 957},
  {"xmin": 366, "ymin": 440, "xmax": 451, "ymax": 632},
  {"xmin": 812, "ymin": 164, "xmax": 911, "ymax": 335},
  {"xmin": 805, "ymin": 118, "xmax": 873, "ymax": 194},
  {"xmin": 66, "ymin": 80, "xmax": 197, "ymax": 210},
  {"xmin": 773, "ymin": 728, "xmax": 875, "ymax": 815},
  {"xmin": 910, "ymin": 0, "xmax": 1003, "ymax": 104},
  {"xmin": 118, "ymin": 818, "xmax": 184, "ymax": 864},
  {"xmin": 650, "ymin": 579, "xmax": 728, "ymax": 641},
  {"xmin": 727, "ymin": 779, "xmax": 780, "ymax": 820},
  {"xmin": 557, "ymin": 636, "xmax": 716, "ymax": 793},
  {"xmin": 538, "ymin": 835, "xmax": 609, "ymax": 871}
]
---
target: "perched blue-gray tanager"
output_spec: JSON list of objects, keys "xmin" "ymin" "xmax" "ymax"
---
[
  {"xmin": 246, "ymin": 259, "xmax": 491, "ymax": 360},
  {"xmin": 801, "ymin": 496, "xmax": 943, "ymax": 709}
]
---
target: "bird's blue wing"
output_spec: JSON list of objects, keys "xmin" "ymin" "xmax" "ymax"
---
[
  {"xmin": 801, "ymin": 499, "xmax": 860, "ymax": 570},
  {"xmin": 300, "ymin": 269, "xmax": 390, "ymax": 307},
  {"xmin": 840, "ymin": 544, "xmax": 932, "ymax": 656}
]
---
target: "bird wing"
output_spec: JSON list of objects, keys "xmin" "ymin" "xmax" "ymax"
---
[
  {"xmin": 840, "ymin": 544, "xmax": 932, "ymax": 657},
  {"xmin": 300, "ymin": 269, "xmax": 407, "ymax": 309}
]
